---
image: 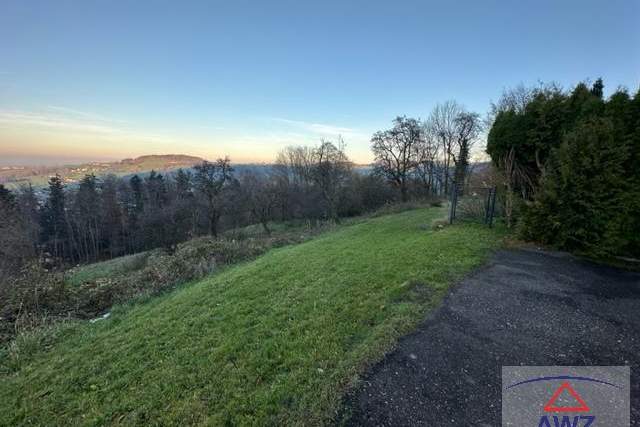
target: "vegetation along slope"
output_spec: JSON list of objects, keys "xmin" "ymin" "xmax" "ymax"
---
[{"xmin": 1, "ymin": 207, "xmax": 503, "ymax": 426}]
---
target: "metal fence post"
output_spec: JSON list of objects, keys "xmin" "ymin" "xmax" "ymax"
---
[
  {"xmin": 483, "ymin": 188, "xmax": 491, "ymax": 225},
  {"xmin": 449, "ymin": 181, "xmax": 458, "ymax": 224}
]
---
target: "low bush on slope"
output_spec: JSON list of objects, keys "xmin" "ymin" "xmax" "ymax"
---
[
  {"xmin": 1, "ymin": 220, "xmax": 339, "ymax": 345},
  {"xmin": 0, "ymin": 207, "xmax": 503, "ymax": 426}
]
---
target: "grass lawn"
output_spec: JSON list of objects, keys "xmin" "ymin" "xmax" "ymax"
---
[{"xmin": 0, "ymin": 207, "xmax": 503, "ymax": 426}]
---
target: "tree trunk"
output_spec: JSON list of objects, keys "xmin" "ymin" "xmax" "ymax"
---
[
  {"xmin": 400, "ymin": 182, "xmax": 408, "ymax": 202},
  {"xmin": 505, "ymin": 185, "xmax": 513, "ymax": 228},
  {"xmin": 209, "ymin": 215, "xmax": 218, "ymax": 238},
  {"xmin": 261, "ymin": 219, "xmax": 271, "ymax": 235}
]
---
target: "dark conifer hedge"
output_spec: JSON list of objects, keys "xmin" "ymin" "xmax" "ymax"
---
[{"xmin": 487, "ymin": 79, "xmax": 640, "ymax": 257}]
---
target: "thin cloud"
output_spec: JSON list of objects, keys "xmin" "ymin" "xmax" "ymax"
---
[
  {"xmin": 45, "ymin": 105, "xmax": 125, "ymax": 124},
  {"xmin": 0, "ymin": 107, "xmax": 178, "ymax": 145},
  {"xmin": 268, "ymin": 117, "xmax": 359, "ymax": 136},
  {"xmin": 0, "ymin": 110, "xmax": 120, "ymax": 135}
]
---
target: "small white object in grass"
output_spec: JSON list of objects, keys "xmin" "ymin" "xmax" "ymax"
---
[
  {"xmin": 317, "ymin": 368, "xmax": 324, "ymax": 374},
  {"xmin": 90, "ymin": 312, "xmax": 111, "ymax": 323}
]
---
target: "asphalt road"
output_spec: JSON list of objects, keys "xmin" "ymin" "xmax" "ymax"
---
[{"xmin": 342, "ymin": 249, "xmax": 640, "ymax": 426}]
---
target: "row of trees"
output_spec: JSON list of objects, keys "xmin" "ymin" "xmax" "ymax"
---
[
  {"xmin": 372, "ymin": 101, "xmax": 482, "ymax": 201},
  {"xmin": 0, "ymin": 142, "xmax": 397, "ymax": 273},
  {"xmin": 487, "ymin": 79, "xmax": 640, "ymax": 257}
]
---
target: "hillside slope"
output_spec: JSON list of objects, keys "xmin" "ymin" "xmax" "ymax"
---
[
  {"xmin": 1, "ymin": 208, "xmax": 503, "ymax": 426},
  {"xmin": 0, "ymin": 154, "xmax": 204, "ymax": 188}
]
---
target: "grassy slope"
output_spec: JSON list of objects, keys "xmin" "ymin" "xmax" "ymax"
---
[
  {"xmin": 1, "ymin": 208, "xmax": 503, "ymax": 426},
  {"xmin": 65, "ymin": 252, "xmax": 151, "ymax": 286}
]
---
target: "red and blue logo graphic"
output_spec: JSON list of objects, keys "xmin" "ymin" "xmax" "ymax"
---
[
  {"xmin": 543, "ymin": 382, "xmax": 590, "ymax": 413},
  {"xmin": 505, "ymin": 375, "xmax": 622, "ymax": 426}
]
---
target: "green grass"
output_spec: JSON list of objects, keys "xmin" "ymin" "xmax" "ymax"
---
[
  {"xmin": 0, "ymin": 207, "xmax": 503, "ymax": 426},
  {"xmin": 65, "ymin": 215, "xmax": 346, "ymax": 288},
  {"xmin": 65, "ymin": 252, "xmax": 151, "ymax": 286}
]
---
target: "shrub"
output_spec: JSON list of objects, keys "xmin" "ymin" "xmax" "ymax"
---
[
  {"xmin": 456, "ymin": 195, "xmax": 487, "ymax": 221},
  {"xmin": 0, "ymin": 227, "xmax": 327, "ymax": 346},
  {"xmin": 0, "ymin": 263, "xmax": 73, "ymax": 344}
]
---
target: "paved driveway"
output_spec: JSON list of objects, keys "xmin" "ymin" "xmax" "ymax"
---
[{"xmin": 343, "ymin": 249, "xmax": 640, "ymax": 426}]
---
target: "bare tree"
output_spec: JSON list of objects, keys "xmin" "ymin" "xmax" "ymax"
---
[
  {"xmin": 500, "ymin": 147, "xmax": 516, "ymax": 228},
  {"xmin": 310, "ymin": 138, "xmax": 352, "ymax": 221},
  {"xmin": 452, "ymin": 111, "xmax": 482, "ymax": 195},
  {"xmin": 371, "ymin": 116, "xmax": 423, "ymax": 202},
  {"xmin": 426, "ymin": 101, "xmax": 461, "ymax": 195},
  {"xmin": 485, "ymin": 82, "xmax": 564, "ymax": 128},
  {"xmin": 426, "ymin": 101, "xmax": 482, "ymax": 196},
  {"xmin": 193, "ymin": 158, "xmax": 233, "ymax": 237},
  {"xmin": 498, "ymin": 146, "xmax": 535, "ymax": 227},
  {"xmin": 413, "ymin": 125, "xmax": 440, "ymax": 195},
  {"xmin": 275, "ymin": 146, "xmax": 313, "ymax": 187},
  {"xmin": 240, "ymin": 172, "xmax": 279, "ymax": 234},
  {"xmin": 488, "ymin": 84, "xmax": 532, "ymax": 118},
  {"xmin": 273, "ymin": 146, "xmax": 315, "ymax": 219}
]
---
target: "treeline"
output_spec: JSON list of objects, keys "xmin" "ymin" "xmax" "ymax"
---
[
  {"xmin": 487, "ymin": 79, "xmax": 640, "ymax": 257},
  {"xmin": 1, "ymin": 145, "xmax": 394, "ymax": 275},
  {"xmin": 0, "ymin": 99, "xmax": 482, "ymax": 275},
  {"xmin": 0, "ymin": 147, "xmax": 373, "ymax": 271}
]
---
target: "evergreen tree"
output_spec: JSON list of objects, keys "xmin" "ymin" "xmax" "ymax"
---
[
  {"xmin": 101, "ymin": 175, "xmax": 124, "ymax": 257},
  {"xmin": 591, "ymin": 78, "xmax": 604, "ymax": 99},
  {"xmin": 522, "ymin": 118, "xmax": 631, "ymax": 256},
  {"xmin": 0, "ymin": 185, "xmax": 35, "ymax": 277},
  {"xmin": 194, "ymin": 158, "xmax": 233, "ymax": 237},
  {"xmin": 40, "ymin": 175, "xmax": 68, "ymax": 260},
  {"xmin": 145, "ymin": 170, "xmax": 167, "ymax": 208},
  {"xmin": 129, "ymin": 174, "xmax": 145, "ymax": 214},
  {"xmin": 16, "ymin": 184, "xmax": 40, "ymax": 250},
  {"xmin": 126, "ymin": 174, "xmax": 145, "ymax": 251},
  {"xmin": 173, "ymin": 168, "xmax": 196, "ymax": 239},
  {"xmin": 175, "ymin": 168, "xmax": 193, "ymax": 200},
  {"xmin": 0, "ymin": 184, "xmax": 14, "ymax": 206},
  {"xmin": 489, "ymin": 79, "xmax": 640, "ymax": 257},
  {"xmin": 72, "ymin": 174, "xmax": 101, "ymax": 261}
]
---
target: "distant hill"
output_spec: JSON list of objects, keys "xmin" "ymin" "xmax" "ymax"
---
[
  {"xmin": 1, "ymin": 156, "xmax": 487, "ymax": 190},
  {"xmin": 117, "ymin": 154, "xmax": 205, "ymax": 171},
  {"xmin": 0, "ymin": 154, "xmax": 205, "ymax": 188}
]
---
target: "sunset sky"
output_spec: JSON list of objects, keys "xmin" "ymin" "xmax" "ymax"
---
[{"xmin": 1, "ymin": 0, "xmax": 638, "ymax": 165}]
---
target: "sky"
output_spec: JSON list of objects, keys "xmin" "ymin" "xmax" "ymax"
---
[{"xmin": 0, "ymin": 0, "xmax": 638, "ymax": 166}]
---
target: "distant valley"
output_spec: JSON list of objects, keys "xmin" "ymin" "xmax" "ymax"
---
[
  {"xmin": 0, "ymin": 154, "xmax": 375, "ymax": 190},
  {"xmin": 0, "ymin": 154, "xmax": 206, "ymax": 188}
]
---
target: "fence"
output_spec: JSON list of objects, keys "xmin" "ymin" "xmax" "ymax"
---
[{"xmin": 448, "ymin": 183, "xmax": 499, "ymax": 227}]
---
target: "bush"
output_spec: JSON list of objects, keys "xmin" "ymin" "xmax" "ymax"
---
[
  {"xmin": 456, "ymin": 195, "xmax": 487, "ymax": 221},
  {"xmin": 0, "ymin": 227, "xmax": 328, "ymax": 346},
  {"xmin": 0, "ymin": 320, "xmax": 79, "ymax": 374},
  {"xmin": 0, "ymin": 264, "xmax": 72, "ymax": 344}
]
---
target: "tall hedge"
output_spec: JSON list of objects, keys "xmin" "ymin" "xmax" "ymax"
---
[{"xmin": 488, "ymin": 81, "xmax": 640, "ymax": 258}]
